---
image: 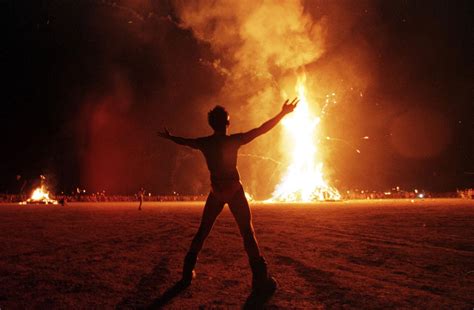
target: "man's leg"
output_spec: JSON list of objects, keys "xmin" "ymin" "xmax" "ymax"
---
[
  {"xmin": 182, "ymin": 192, "xmax": 224, "ymax": 284},
  {"xmin": 227, "ymin": 186, "xmax": 261, "ymax": 261},
  {"xmin": 228, "ymin": 186, "xmax": 276, "ymax": 294}
]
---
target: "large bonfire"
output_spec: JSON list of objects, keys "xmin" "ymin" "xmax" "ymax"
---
[
  {"xmin": 20, "ymin": 185, "xmax": 58, "ymax": 205},
  {"xmin": 269, "ymin": 75, "xmax": 340, "ymax": 202}
]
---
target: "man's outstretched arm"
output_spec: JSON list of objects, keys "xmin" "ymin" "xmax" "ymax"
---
[
  {"xmin": 158, "ymin": 128, "xmax": 200, "ymax": 149},
  {"xmin": 239, "ymin": 98, "xmax": 298, "ymax": 145}
]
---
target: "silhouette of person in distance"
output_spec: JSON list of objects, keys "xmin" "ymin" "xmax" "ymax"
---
[
  {"xmin": 138, "ymin": 187, "xmax": 145, "ymax": 211},
  {"xmin": 158, "ymin": 98, "xmax": 298, "ymax": 296}
]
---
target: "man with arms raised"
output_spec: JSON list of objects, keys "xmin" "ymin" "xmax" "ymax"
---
[{"xmin": 158, "ymin": 98, "xmax": 298, "ymax": 295}]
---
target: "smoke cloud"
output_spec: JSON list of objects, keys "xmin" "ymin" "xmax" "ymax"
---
[{"xmin": 171, "ymin": 0, "xmax": 377, "ymax": 197}]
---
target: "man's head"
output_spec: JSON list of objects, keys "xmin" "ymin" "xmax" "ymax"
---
[{"xmin": 208, "ymin": 105, "xmax": 229, "ymax": 132}]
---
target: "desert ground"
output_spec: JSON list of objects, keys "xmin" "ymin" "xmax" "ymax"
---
[{"xmin": 0, "ymin": 199, "xmax": 473, "ymax": 309}]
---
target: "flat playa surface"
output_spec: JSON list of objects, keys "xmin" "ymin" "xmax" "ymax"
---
[{"xmin": 0, "ymin": 199, "xmax": 473, "ymax": 309}]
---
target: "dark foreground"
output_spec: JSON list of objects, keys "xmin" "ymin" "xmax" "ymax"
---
[{"xmin": 0, "ymin": 199, "xmax": 473, "ymax": 309}]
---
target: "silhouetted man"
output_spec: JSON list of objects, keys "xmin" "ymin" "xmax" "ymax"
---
[
  {"xmin": 158, "ymin": 98, "xmax": 298, "ymax": 295},
  {"xmin": 138, "ymin": 187, "xmax": 145, "ymax": 211}
]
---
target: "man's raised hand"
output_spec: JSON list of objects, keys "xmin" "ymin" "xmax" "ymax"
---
[{"xmin": 281, "ymin": 97, "xmax": 299, "ymax": 115}]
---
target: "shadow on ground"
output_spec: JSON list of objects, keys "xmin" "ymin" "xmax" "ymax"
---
[
  {"xmin": 146, "ymin": 280, "xmax": 190, "ymax": 309},
  {"xmin": 275, "ymin": 254, "xmax": 370, "ymax": 308},
  {"xmin": 116, "ymin": 257, "xmax": 170, "ymax": 309},
  {"xmin": 117, "ymin": 256, "xmax": 277, "ymax": 309}
]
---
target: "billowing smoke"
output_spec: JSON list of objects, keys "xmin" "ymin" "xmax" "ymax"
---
[
  {"xmin": 171, "ymin": 1, "xmax": 323, "ymax": 197},
  {"xmin": 175, "ymin": 1, "xmax": 324, "ymax": 70},
  {"xmin": 171, "ymin": 0, "xmax": 376, "ymax": 197},
  {"xmin": 173, "ymin": 0, "xmax": 326, "ymax": 120}
]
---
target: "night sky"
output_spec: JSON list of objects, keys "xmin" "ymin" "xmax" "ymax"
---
[{"xmin": 1, "ymin": 0, "xmax": 473, "ymax": 197}]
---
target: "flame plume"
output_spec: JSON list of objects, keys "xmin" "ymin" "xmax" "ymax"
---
[
  {"xmin": 20, "ymin": 185, "xmax": 58, "ymax": 205},
  {"xmin": 270, "ymin": 76, "xmax": 340, "ymax": 202}
]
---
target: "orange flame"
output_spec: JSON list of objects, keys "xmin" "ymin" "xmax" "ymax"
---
[
  {"xmin": 270, "ymin": 75, "xmax": 340, "ymax": 202},
  {"xmin": 20, "ymin": 186, "xmax": 58, "ymax": 205}
]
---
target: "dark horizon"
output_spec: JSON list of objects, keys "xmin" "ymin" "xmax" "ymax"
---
[{"xmin": 1, "ymin": 0, "xmax": 473, "ymax": 196}]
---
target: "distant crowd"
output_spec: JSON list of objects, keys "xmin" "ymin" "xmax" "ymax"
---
[
  {"xmin": 457, "ymin": 188, "xmax": 474, "ymax": 199},
  {"xmin": 0, "ymin": 193, "xmax": 207, "ymax": 203},
  {"xmin": 343, "ymin": 188, "xmax": 474, "ymax": 200},
  {"xmin": 1, "ymin": 189, "xmax": 473, "ymax": 203}
]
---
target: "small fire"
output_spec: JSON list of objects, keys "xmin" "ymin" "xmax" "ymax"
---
[
  {"xmin": 20, "ymin": 185, "xmax": 58, "ymax": 205},
  {"xmin": 270, "ymin": 75, "xmax": 340, "ymax": 202}
]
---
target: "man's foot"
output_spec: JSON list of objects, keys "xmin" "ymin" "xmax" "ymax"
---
[
  {"xmin": 179, "ymin": 269, "xmax": 196, "ymax": 287},
  {"xmin": 244, "ymin": 276, "xmax": 277, "ymax": 309},
  {"xmin": 180, "ymin": 252, "xmax": 198, "ymax": 286},
  {"xmin": 250, "ymin": 256, "xmax": 277, "ymax": 295}
]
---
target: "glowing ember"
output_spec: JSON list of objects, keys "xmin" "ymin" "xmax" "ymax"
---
[
  {"xmin": 20, "ymin": 186, "xmax": 58, "ymax": 205},
  {"xmin": 270, "ymin": 75, "xmax": 340, "ymax": 202}
]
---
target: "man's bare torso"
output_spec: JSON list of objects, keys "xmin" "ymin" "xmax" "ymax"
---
[{"xmin": 195, "ymin": 134, "xmax": 245, "ymax": 184}]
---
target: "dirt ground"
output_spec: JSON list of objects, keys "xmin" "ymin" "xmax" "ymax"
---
[{"xmin": 0, "ymin": 199, "xmax": 473, "ymax": 309}]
